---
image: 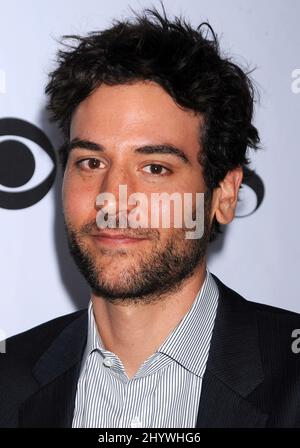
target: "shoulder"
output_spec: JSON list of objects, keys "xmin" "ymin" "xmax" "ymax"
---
[
  {"xmin": 212, "ymin": 273, "xmax": 300, "ymax": 368},
  {"xmin": 0, "ymin": 309, "xmax": 86, "ymax": 422},
  {"xmin": 212, "ymin": 272, "xmax": 300, "ymax": 323},
  {"xmin": 1, "ymin": 309, "xmax": 87, "ymax": 360}
]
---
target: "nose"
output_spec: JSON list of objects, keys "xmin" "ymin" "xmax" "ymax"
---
[{"xmin": 95, "ymin": 163, "xmax": 138, "ymax": 227}]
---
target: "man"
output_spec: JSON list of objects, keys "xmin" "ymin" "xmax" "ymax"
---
[{"xmin": 1, "ymin": 5, "xmax": 300, "ymax": 428}]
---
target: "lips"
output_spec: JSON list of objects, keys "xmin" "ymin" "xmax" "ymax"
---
[{"xmin": 90, "ymin": 230, "xmax": 148, "ymax": 245}]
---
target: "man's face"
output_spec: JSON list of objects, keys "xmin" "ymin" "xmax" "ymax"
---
[{"xmin": 63, "ymin": 81, "xmax": 213, "ymax": 304}]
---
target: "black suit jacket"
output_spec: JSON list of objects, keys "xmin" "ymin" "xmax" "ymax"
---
[{"xmin": 1, "ymin": 273, "xmax": 300, "ymax": 428}]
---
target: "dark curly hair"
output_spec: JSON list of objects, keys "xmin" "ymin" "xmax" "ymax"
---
[{"xmin": 45, "ymin": 2, "xmax": 260, "ymax": 241}]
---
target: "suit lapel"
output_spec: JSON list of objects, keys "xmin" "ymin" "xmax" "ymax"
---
[
  {"xmin": 196, "ymin": 370, "xmax": 267, "ymax": 427},
  {"xmin": 196, "ymin": 274, "xmax": 268, "ymax": 427},
  {"xmin": 19, "ymin": 310, "xmax": 88, "ymax": 428}
]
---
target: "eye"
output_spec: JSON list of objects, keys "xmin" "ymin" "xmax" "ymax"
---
[
  {"xmin": 142, "ymin": 164, "xmax": 171, "ymax": 176},
  {"xmin": 0, "ymin": 118, "xmax": 56, "ymax": 210},
  {"xmin": 76, "ymin": 158, "xmax": 105, "ymax": 170}
]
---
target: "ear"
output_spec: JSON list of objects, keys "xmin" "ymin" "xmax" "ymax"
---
[{"xmin": 210, "ymin": 166, "xmax": 244, "ymax": 225}]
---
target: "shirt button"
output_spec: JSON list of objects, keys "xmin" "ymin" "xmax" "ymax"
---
[
  {"xmin": 103, "ymin": 357, "xmax": 113, "ymax": 368},
  {"xmin": 130, "ymin": 417, "xmax": 143, "ymax": 428}
]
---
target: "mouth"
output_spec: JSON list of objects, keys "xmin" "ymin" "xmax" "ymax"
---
[{"xmin": 90, "ymin": 231, "xmax": 148, "ymax": 246}]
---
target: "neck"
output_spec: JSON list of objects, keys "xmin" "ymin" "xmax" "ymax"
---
[{"xmin": 91, "ymin": 261, "xmax": 207, "ymax": 379}]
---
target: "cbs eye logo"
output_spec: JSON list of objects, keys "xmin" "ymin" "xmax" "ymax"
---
[
  {"xmin": 236, "ymin": 166, "xmax": 265, "ymax": 218},
  {"xmin": 0, "ymin": 117, "xmax": 56, "ymax": 209}
]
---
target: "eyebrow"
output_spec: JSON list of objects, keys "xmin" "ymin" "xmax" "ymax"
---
[{"xmin": 67, "ymin": 138, "xmax": 191, "ymax": 164}]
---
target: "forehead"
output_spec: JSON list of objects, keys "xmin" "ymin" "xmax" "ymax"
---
[{"xmin": 70, "ymin": 81, "xmax": 202, "ymax": 158}]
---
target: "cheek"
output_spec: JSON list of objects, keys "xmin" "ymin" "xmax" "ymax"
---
[
  {"xmin": 62, "ymin": 175, "xmax": 98, "ymax": 225},
  {"xmin": 145, "ymin": 194, "xmax": 200, "ymax": 231}
]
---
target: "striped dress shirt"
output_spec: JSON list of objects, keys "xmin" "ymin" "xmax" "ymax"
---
[{"xmin": 72, "ymin": 267, "xmax": 219, "ymax": 428}]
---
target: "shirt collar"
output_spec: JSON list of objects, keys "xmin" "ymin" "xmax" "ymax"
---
[
  {"xmin": 82, "ymin": 266, "xmax": 219, "ymax": 378},
  {"xmin": 156, "ymin": 266, "xmax": 219, "ymax": 377}
]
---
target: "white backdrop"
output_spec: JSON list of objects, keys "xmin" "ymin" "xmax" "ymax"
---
[{"xmin": 0, "ymin": 0, "xmax": 299, "ymax": 338}]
